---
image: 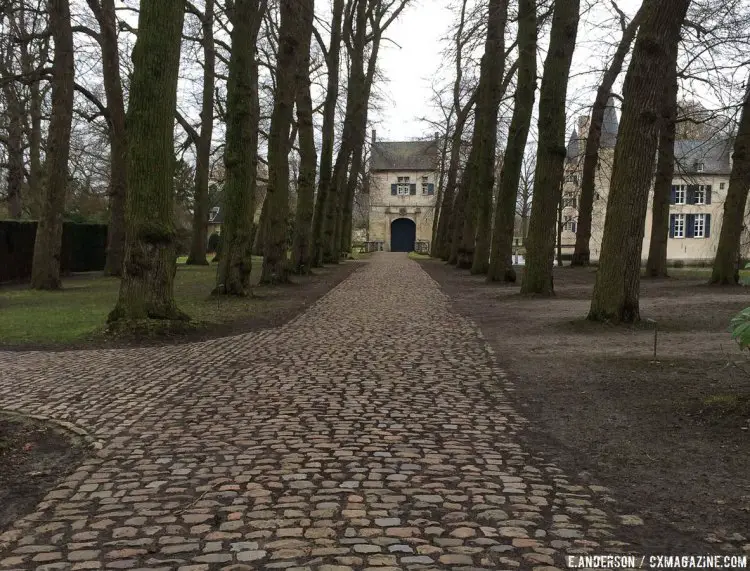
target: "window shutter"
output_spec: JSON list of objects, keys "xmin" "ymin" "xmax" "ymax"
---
[
  {"xmin": 687, "ymin": 185, "xmax": 695, "ymax": 204},
  {"xmin": 686, "ymin": 214, "xmax": 695, "ymax": 238},
  {"xmin": 669, "ymin": 214, "xmax": 676, "ymax": 238},
  {"xmin": 410, "ymin": 183, "xmax": 417, "ymax": 195},
  {"xmin": 670, "ymin": 186, "xmax": 676, "ymax": 205},
  {"xmin": 705, "ymin": 185, "xmax": 712, "ymax": 204},
  {"xmin": 391, "ymin": 184, "xmax": 397, "ymax": 196},
  {"xmin": 705, "ymin": 214, "xmax": 711, "ymax": 237},
  {"xmin": 427, "ymin": 183, "xmax": 435, "ymax": 195}
]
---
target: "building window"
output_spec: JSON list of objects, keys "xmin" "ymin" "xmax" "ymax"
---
[
  {"xmin": 694, "ymin": 185, "xmax": 706, "ymax": 205},
  {"xmin": 422, "ymin": 176, "xmax": 429, "ymax": 183},
  {"xmin": 674, "ymin": 185, "xmax": 686, "ymax": 205},
  {"xmin": 422, "ymin": 183, "xmax": 429, "ymax": 194},
  {"xmin": 694, "ymin": 214, "xmax": 706, "ymax": 238},
  {"xmin": 673, "ymin": 214, "xmax": 685, "ymax": 238},
  {"xmin": 563, "ymin": 219, "xmax": 577, "ymax": 233},
  {"xmin": 720, "ymin": 182, "xmax": 726, "ymax": 190},
  {"xmin": 397, "ymin": 184, "xmax": 410, "ymax": 196},
  {"xmin": 695, "ymin": 162, "xmax": 705, "ymax": 172},
  {"xmin": 563, "ymin": 196, "xmax": 577, "ymax": 208}
]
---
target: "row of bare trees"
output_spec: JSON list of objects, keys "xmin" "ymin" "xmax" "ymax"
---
[
  {"xmin": 0, "ymin": 0, "xmax": 410, "ymax": 328},
  {"xmin": 430, "ymin": 0, "xmax": 750, "ymax": 323}
]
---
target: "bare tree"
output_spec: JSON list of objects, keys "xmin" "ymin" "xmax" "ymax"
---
[
  {"xmin": 521, "ymin": 0, "xmax": 580, "ymax": 295},
  {"xmin": 589, "ymin": 0, "xmax": 691, "ymax": 322},
  {"xmin": 487, "ymin": 0, "xmax": 537, "ymax": 282},
  {"xmin": 30, "ymin": 0, "xmax": 74, "ymax": 289},
  {"xmin": 108, "ymin": 0, "xmax": 188, "ymax": 321},
  {"xmin": 571, "ymin": 1, "xmax": 645, "ymax": 267}
]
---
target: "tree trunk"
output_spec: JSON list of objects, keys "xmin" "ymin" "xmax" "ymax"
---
[
  {"xmin": 27, "ymin": 79, "xmax": 45, "ymax": 219},
  {"xmin": 711, "ymin": 88, "xmax": 750, "ymax": 284},
  {"xmin": 455, "ymin": 0, "xmax": 508, "ymax": 273},
  {"xmin": 448, "ymin": 184, "xmax": 468, "ymax": 264},
  {"xmin": 290, "ymin": 0, "xmax": 316, "ymax": 275},
  {"xmin": 215, "ymin": 0, "xmax": 266, "ymax": 295},
  {"xmin": 261, "ymin": 0, "xmax": 305, "ymax": 284},
  {"xmin": 87, "ymin": 0, "xmax": 129, "ymax": 277},
  {"xmin": 645, "ymin": 44, "xmax": 678, "ymax": 278},
  {"xmin": 311, "ymin": 0, "xmax": 345, "ymax": 267},
  {"xmin": 571, "ymin": 3, "xmax": 644, "ymax": 267},
  {"xmin": 108, "ymin": 0, "xmax": 188, "ymax": 319},
  {"xmin": 4, "ymin": 88, "xmax": 23, "ymax": 219},
  {"xmin": 589, "ymin": 0, "xmax": 690, "ymax": 322},
  {"xmin": 186, "ymin": 0, "xmax": 215, "ymax": 267},
  {"xmin": 30, "ymin": 0, "xmax": 74, "ymax": 290},
  {"xmin": 521, "ymin": 0, "xmax": 580, "ymax": 295},
  {"xmin": 430, "ymin": 130, "xmax": 451, "ymax": 253},
  {"xmin": 487, "ymin": 0, "xmax": 537, "ymax": 282}
]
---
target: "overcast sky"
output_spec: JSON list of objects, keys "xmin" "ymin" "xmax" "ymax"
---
[{"xmin": 373, "ymin": 0, "xmax": 643, "ymax": 142}]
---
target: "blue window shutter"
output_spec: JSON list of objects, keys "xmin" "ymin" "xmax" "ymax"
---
[
  {"xmin": 686, "ymin": 185, "xmax": 695, "ymax": 204},
  {"xmin": 410, "ymin": 183, "xmax": 417, "ymax": 195},
  {"xmin": 706, "ymin": 185, "xmax": 712, "ymax": 204},
  {"xmin": 670, "ymin": 186, "xmax": 676, "ymax": 205},
  {"xmin": 705, "ymin": 214, "xmax": 711, "ymax": 237},
  {"xmin": 686, "ymin": 214, "xmax": 695, "ymax": 238},
  {"xmin": 427, "ymin": 183, "xmax": 435, "ymax": 195},
  {"xmin": 391, "ymin": 184, "xmax": 397, "ymax": 196},
  {"xmin": 669, "ymin": 214, "xmax": 676, "ymax": 238}
]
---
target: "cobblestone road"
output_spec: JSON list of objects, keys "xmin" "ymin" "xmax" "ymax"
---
[{"xmin": 0, "ymin": 253, "xmax": 634, "ymax": 571}]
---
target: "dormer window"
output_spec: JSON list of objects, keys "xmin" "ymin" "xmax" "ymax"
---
[
  {"xmin": 694, "ymin": 162, "xmax": 705, "ymax": 172},
  {"xmin": 209, "ymin": 206, "xmax": 220, "ymax": 222}
]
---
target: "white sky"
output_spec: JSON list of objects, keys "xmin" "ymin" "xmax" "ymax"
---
[{"xmin": 372, "ymin": 0, "xmax": 645, "ymax": 143}]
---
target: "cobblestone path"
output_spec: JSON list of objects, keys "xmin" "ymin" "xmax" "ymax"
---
[{"xmin": 0, "ymin": 253, "xmax": 634, "ymax": 571}]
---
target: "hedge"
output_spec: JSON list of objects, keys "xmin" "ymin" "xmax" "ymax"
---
[{"xmin": 0, "ymin": 220, "xmax": 108, "ymax": 283}]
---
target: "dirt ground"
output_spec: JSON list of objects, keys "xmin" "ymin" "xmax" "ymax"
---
[
  {"xmin": 0, "ymin": 415, "xmax": 87, "ymax": 532},
  {"xmin": 420, "ymin": 259, "xmax": 750, "ymax": 555}
]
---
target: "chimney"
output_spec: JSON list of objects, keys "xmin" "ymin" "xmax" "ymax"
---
[
  {"xmin": 371, "ymin": 129, "xmax": 376, "ymax": 144},
  {"xmin": 435, "ymin": 131, "xmax": 440, "ymax": 141}
]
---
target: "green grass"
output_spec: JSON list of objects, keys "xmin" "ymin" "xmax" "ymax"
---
[
  {"xmin": 408, "ymin": 252, "xmax": 431, "ymax": 260},
  {"xmin": 0, "ymin": 255, "xmax": 264, "ymax": 346}
]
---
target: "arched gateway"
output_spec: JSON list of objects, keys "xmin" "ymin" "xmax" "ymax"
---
[{"xmin": 390, "ymin": 218, "xmax": 416, "ymax": 252}]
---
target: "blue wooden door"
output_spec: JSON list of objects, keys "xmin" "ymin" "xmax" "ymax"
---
[{"xmin": 391, "ymin": 218, "xmax": 416, "ymax": 252}]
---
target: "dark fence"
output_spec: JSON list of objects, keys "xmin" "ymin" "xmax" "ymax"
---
[{"xmin": 0, "ymin": 221, "xmax": 108, "ymax": 283}]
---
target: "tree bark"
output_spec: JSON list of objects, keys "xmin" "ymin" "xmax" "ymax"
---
[
  {"xmin": 215, "ymin": 0, "xmax": 266, "ymax": 295},
  {"xmin": 291, "ymin": 0, "xmax": 317, "ymax": 274},
  {"xmin": 27, "ymin": 78, "xmax": 45, "ymax": 219},
  {"xmin": 454, "ymin": 0, "xmax": 508, "ymax": 272},
  {"xmin": 311, "ymin": 0, "xmax": 345, "ymax": 267},
  {"xmin": 430, "ymin": 130, "xmax": 451, "ymax": 253},
  {"xmin": 711, "ymin": 88, "xmax": 750, "ymax": 284},
  {"xmin": 520, "ymin": 0, "xmax": 580, "ymax": 295},
  {"xmin": 186, "ymin": 0, "xmax": 215, "ymax": 267},
  {"xmin": 261, "ymin": 0, "xmax": 306, "ymax": 284},
  {"xmin": 645, "ymin": 44, "xmax": 678, "ymax": 278},
  {"xmin": 571, "ymin": 3, "xmax": 644, "ymax": 267},
  {"xmin": 447, "ymin": 184, "xmax": 468, "ymax": 264},
  {"xmin": 589, "ymin": 0, "xmax": 690, "ymax": 322},
  {"xmin": 86, "ymin": 0, "xmax": 129, "ymax": 276},
  {"xmin": 487, "ymin": 0, "xmax": 537, "ymax": 282},
  {"xmin": 30, "ymin": 0, "xmax": 74, "ymax": 290},
  {"xmin": 3, "ymin": 87, "xmax": 23, "ymax": 219},
  {"xmin": 108, "ymin": 0, "xmax": 188, "ymax": 319}
]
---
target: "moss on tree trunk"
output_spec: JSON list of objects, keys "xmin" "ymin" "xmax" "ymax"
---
[
  {"xmin": 589, "ymin": 0, "xmax": 690, "ymax": 322},
  {"xmin": 521, "ymin": 0, "xmax": 580, "ymax": 295},
  {"xmin": 30, "ymin": 0, "xmax": 74, "ymax": 290},
  {"xmin": 108, "ymin": 0, "xmax": 187, "ymax": 319}
]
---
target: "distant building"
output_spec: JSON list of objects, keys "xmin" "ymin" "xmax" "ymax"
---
[
  {"xmin": 367, "ymin": 132, "xmax": 439, "ymax": 252},
  {"xmin": 561, "ymin": 97, "xmax": 748, "ymax": 265}
]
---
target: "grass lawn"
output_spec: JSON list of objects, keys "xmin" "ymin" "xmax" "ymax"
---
[
  {"xmin": 0, "ymin": 256, "xmax": 266, "ymax": 345},
  {"xmin": 407, "ymin": 252, "xmax": 431, "ymax": 260}
]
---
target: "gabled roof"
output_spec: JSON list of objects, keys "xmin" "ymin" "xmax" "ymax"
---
[
  {"xmin": 674, "ymin": 138, "xmax": 732, "ymax": 175},
  {"xmin": 566, "ymin": 129, "xmax": 582, "ymax": 161},
  {"xmin": 370, "ymin": 140, "xmax": 439, "ymax": 171},
  {"xmin": 208, "ymin": 206, "xmax": 224, "ymax": 224}
]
